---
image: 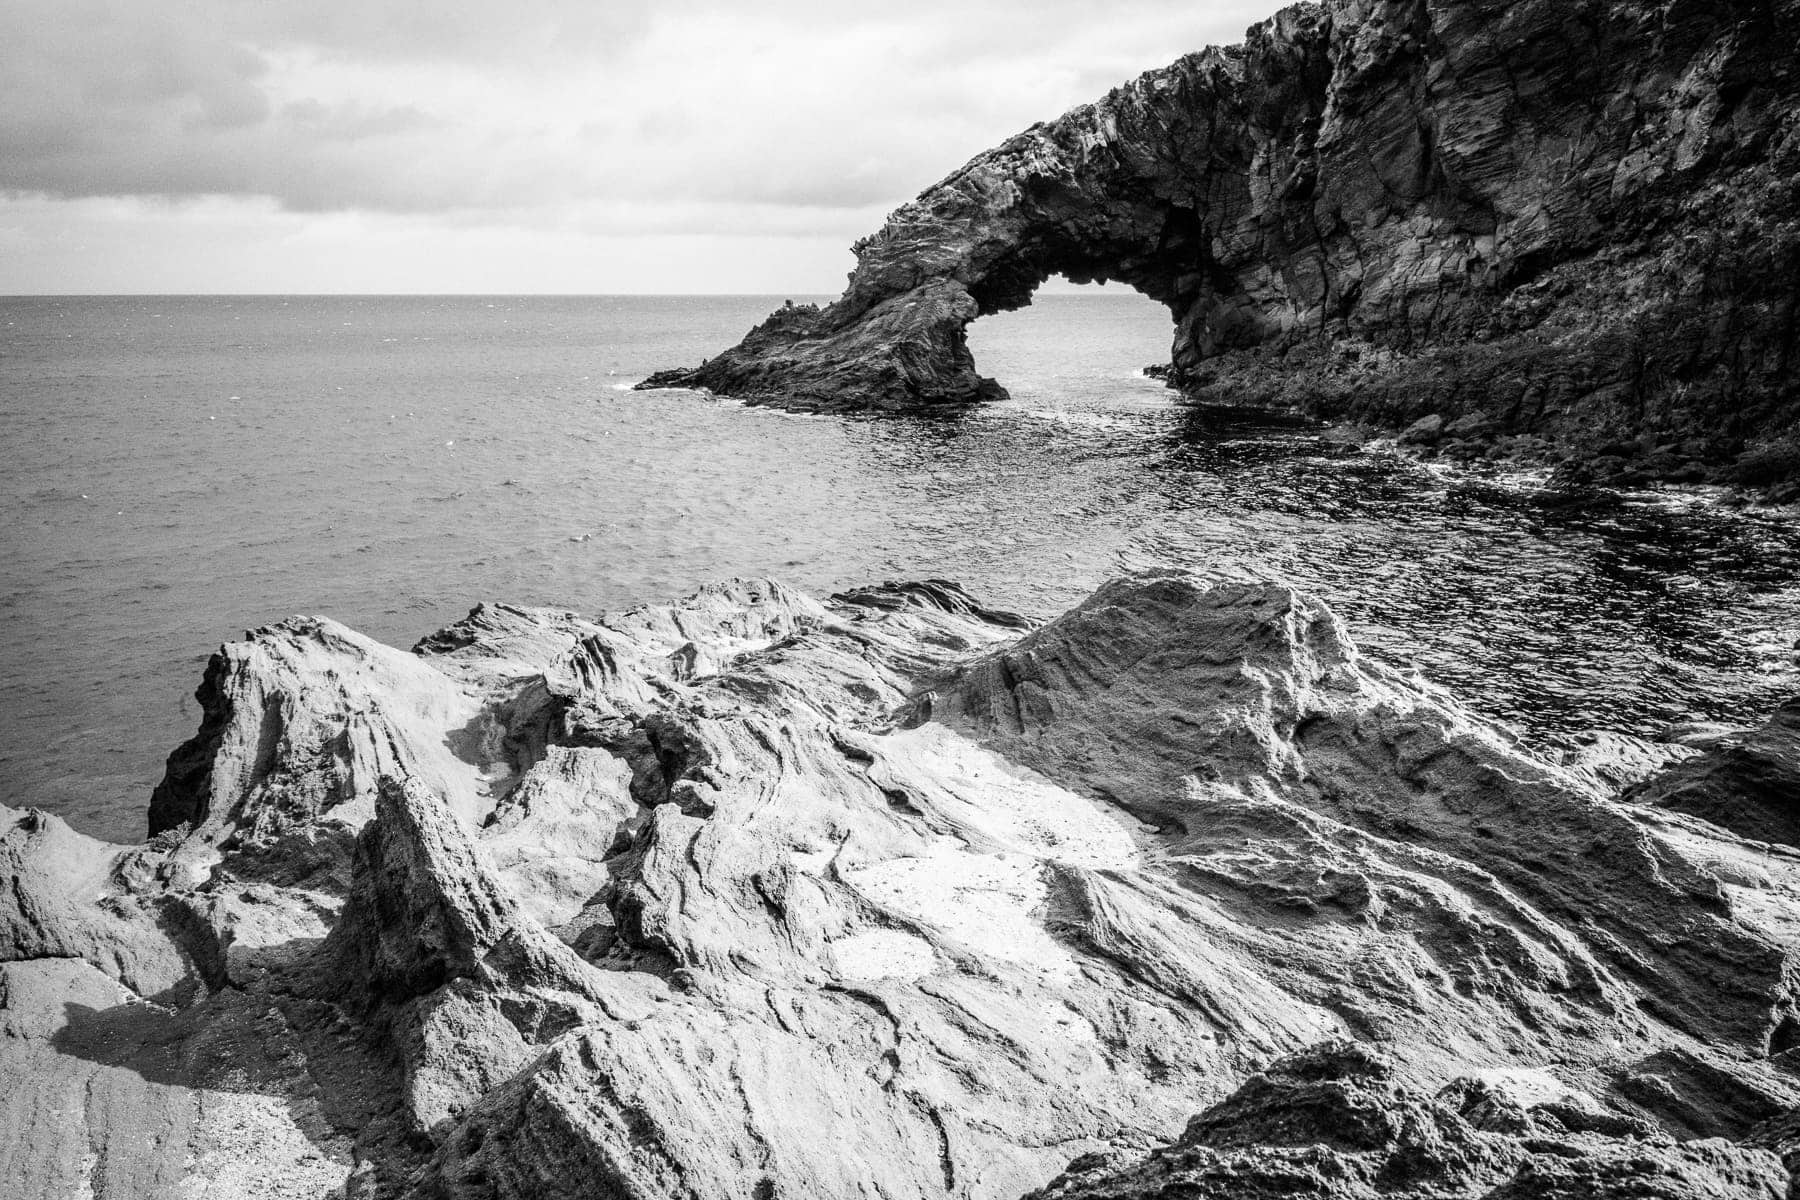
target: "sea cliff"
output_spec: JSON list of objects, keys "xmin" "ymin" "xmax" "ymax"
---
[{"xmin": 642, "ymin": 0, "xmax": 1800, "ymax": 488}]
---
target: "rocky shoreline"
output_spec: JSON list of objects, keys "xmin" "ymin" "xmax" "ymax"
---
[
  {"xmin": 1149, "ymin": 383, "xmax": 1800, "ymax": 507},
  {"xmin": 1288, "ymin": 404, "xmax": 1798, "ymax": 505},
  {"xmin": 641, "ymin": 0, "xmax": 1800, "ymax": 492},
  {"xmin": 4, "ymin": 573, "xmax": 1799, "ymax": 1198}
]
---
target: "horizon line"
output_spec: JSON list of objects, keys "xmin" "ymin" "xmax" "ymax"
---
[{"xmin": 0, "ymin": 286, "xmax": 1151, "ymax": 301}]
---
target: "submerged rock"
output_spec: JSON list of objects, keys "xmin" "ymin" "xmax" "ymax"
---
[
  {"xmin": 3, "ymin": 574, "xmax": 1800, "ymax": 1197},
  {"xmin": 642, "ymin": 0, "xmax": 1800, "ymax": 467}
]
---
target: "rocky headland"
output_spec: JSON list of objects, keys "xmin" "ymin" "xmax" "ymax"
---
[
  {"xmin": 4, "ymin": 573, "xmax": 1800, "ymax": 1197},
  {"xmin": 640, "ymin": 0, "xmax": 1800, "ymax": 494}
]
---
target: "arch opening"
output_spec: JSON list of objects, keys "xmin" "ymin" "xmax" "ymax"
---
[{"xmin": 963, "ymin": 276, "xmax": 1177, "ymax": 403}]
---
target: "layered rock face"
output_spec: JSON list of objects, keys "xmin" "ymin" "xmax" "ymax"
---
[
  {"xmin": 1628, "ymin": 699, "xmax": 1800, "ymax": 848},
  {"xmin": 4, "ymin": 574, "xmax": 1800, "ymax": 1197},
  {"xmin": 1026, "ymin": 1041, "xmax": 1793, "ymax": 1198},
  {"xmin": 642, "ymin": 0, "xmax": 1800, "ymax": 466}
]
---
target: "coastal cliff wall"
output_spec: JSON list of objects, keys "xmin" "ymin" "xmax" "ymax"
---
[{"xmin": 643, "ymin": 0, "xmax": 1800, "ymax": 468}]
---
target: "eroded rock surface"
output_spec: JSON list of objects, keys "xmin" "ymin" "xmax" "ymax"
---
[
  {"xmin": 1023, "ymin": 1041, "xmax": 1790, "ymax": 1199},
  {"xmin": 642, "ymin": 0, "xmax": 1800, "ymax": 472},
  {"xmin": 4, "ymin": 574, "xmax": 1800, "ymax": 1198},
  {"xmin": 1628, "ymin": 699, "xmax": 1800, "ymax": 849}
]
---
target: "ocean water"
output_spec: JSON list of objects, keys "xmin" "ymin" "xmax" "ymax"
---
[{"xmin": 3, "ymin": 293, "xmax": 1798, "ymax": 843}]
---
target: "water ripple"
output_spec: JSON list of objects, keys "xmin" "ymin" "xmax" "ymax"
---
[{"xmin": 2, "ymin": 293, "xmax": 1796, "ymax": 840}]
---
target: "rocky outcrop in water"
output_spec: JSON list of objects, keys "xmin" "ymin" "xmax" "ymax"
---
[
  {"xmin": 3, "ymin": 574, "xmax": 1800, "ymax": 1197},
  {"xmin": 641, "ymin": 0, "xmax": 1800, "ymax": 481}
]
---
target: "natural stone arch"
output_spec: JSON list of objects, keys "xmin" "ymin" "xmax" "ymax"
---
[
  {"xmin": 639, "ymin": 5, "xmax": 1339, "ymax": 412},
  {"xmin": 642, "ymin": 0, "xmax": 1800, "ymax": 458}
]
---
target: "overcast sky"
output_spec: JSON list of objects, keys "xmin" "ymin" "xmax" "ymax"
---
[{"xmin": 1, "ymin": 0, "xmax": 1279, "ymax": 294}]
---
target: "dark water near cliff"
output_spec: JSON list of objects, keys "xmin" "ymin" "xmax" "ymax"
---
[{"xmin": 4, "ymin": 293, "xmax": 1799, "ymax": 842}]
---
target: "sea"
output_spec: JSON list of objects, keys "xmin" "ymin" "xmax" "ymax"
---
[{"xmin": 4, "ymin": 293, "xmax": 1799, "ymax": 843}]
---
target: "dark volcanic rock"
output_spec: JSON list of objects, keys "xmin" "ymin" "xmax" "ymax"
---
[
  {"xmin": 1627, "ymin": 698, "xmax": 1800, "ymax": 849},
  {"xmin": 644, "ymin": 0, "xmax": 1800, "ymax": 463},
  {"xmin": 1024, "ymin": 1041, "xmax": 1790, "ymax": 1199}
]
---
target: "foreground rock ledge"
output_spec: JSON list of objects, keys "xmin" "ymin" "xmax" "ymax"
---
[
  {"xmin": 4, "ymin": 574, "xmax": 1800, "ymax": 1199},
  {"xmin": 639, "ymin": 0, "xmax": 1800, "ymax": 470}
]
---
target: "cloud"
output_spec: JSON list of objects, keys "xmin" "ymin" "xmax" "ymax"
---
[
  {"xmin": 241, "ymin": 0, "xmax": 655, "ymax": 64},
  {"xmin": 0, "ymin": 192, "xmax": 876, "ymax": 293},
  {"xmin": 1, "ymin": 0, "xmax": 1280, "ymax": 224},
  {"xmin": 0, "ymin": 0, "xmax": 1285, "ymax": 289}
]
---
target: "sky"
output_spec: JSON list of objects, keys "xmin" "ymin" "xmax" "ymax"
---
[{"xmin": 0, "ymin": 0, "xmax": 1280, "ymax": 294}]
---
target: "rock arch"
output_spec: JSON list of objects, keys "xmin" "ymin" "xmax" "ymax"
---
[
  {"xmin": 639, "ymin": 5, "xmax": 1336, "ymax": 410},
  {"xmin": 642, "ymin": 0, "xmax": 1800, "ymax": 456}
]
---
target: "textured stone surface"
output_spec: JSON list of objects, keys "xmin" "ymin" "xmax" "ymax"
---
[
  {"xmin": 1628, "ymin": 699, "xmax": 1800, "ymax": 848},
  {"xmin": 642, "ymin": 0, "xmax": 1800, "ymax": 472},
  {"xmin": 1022, "ymin": 1041, "xmax": 1790, "ymax": 1199},
  {"xmin": 4, "ymin": 574, "xmax": 1800, "ymax": 1197}
]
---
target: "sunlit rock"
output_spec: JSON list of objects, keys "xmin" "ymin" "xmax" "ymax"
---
[{"xmin": 3, "ymin": 573, "xmax": 1799, "ymax": 1198}]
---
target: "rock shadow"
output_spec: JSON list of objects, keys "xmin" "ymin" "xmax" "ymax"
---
[{"xmin": 41, "ymin": 945, "xmax": 418, "ymax": 1184}]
